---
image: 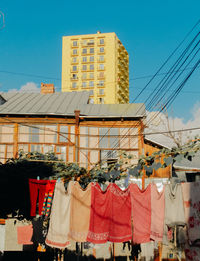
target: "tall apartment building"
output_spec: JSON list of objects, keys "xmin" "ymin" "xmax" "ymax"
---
[{"xmin": 61, "ymin": 32, "xmax": 129, "ymax": 104}]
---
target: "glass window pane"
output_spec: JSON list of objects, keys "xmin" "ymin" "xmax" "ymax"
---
[
  {"xmin": 110, "ymin": 128, "xmax": 119, "ymax": 148},
  {"xmin": 59, "ymin": 126, "xmax": 68, "ymax": 143},
  {"xmin": 99, "ymin": 128, "xmax": 109, "ymax": 148}
]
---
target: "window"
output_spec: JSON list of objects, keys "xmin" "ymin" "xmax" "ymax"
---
[
  {"xmin": 82, "ymin": 73, "xmax": 87, "ymax": 79},
  {"xmin": 73, "ymin": 41, "xmax": 78, "ymax": 47},
  {"xmin": 89, "ymin": 73, "xmax": 94, "ymax": 79},
  {"xmin": 82, "ymin": 57, "xmax": 87, "ymax": 62},
  {"xmin": 99, "ymin": 64, "xmax": 104, "ymax": 70},
  {"xmin": 99, "ymin": 38, "xmax": 104, "ymax": 45},
  {"xmin": 99, "ymin": 72, "xmax": 104, "ymax": 78},
  {"xmin": 99, "ymin": 55, "xmax": 104, "ymax": 62},
  {"xmin": 99, "ymin": 47, "xmax": 104, "ymax": 53},
  {"xmin": 99, "ymin": 97, "xmax": 104, "ymax": 104},
  {"xmin": 90, "ymin": 48, "xmax": 94, "ymax": 54},
  {"xmin": 90, "ymin": 64, "xmax": 94, "ymax": 71},
  {"xmin": 59, "ymin": 126, "xmax": 68, "ymax": 142},
  {"xmin": 89, "ymin": 81, "xmax": 94, "ymax": 87},
  {"xmin": 72, "ymin": 65, "xmax": 77, "ymax": 71},
  {"xmin": 88, "ymin": 40, "xmax": 94, "ymax": 45},
  {"xmin": 82, "ymin": 40, "xmax": 87, "ymax": 46},
  {"xmin": 72, "ymin": 82, "xmax": 77, "ymax": 88},
  {"xmin": 72, "ymin": 57, "xmax": 77, "ymax": 63},
  {"xmin": 99, "ymin": 89, "xmax": 104, "ymax": 95},
  {"xmin": 82, "ymin": 48, "xmax": 87, "ymax": 54},
  {"xmin": 98, "ymin": 80, "xmax": 104, "ymax": 86},
  {"xmin": 72, "ymin": 74, "xmax": 78, "ymax": 79},
  {"xmin": 82, "ymin": 82, "xmax": 87, "ymax": 88},
  {"xmin": 73, "ymin": 49, "xmax": 78, "ymax": 55},
  {"xmin": 89, "ymin": 90, "xmax": 94, "ymax": 96},
  {"xmin": 82, "ymin": 65, "xmax": 87, "ymax": 71},
  {"xmin": 90, "ymin": 56, "xmax": 94, "ymax": 62}
]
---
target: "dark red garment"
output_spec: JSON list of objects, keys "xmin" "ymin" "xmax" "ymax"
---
[
  {"xmin": 130, "ymin": 184, "xmax": 151, "ymax": 244},
  {"xmin": 29, "ymin": 179, "xmax": 56, "ymax": 216},
  {"xmin": 87, "ymin": 183, "xmax": 132, "ymax": 243}
]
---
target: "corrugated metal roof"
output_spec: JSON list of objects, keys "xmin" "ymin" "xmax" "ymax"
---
[
  {"xmin": 79, "ymin": 104, "xmax": 146, "ymax": 117},
  {"xmin": 173, "ymin": 151, "xmax": 200, "ymax": 171},
  {"xmin": 0, "ymin": 92, "xmax": 90, "ymax": 116},
  {"xmin": 0, "ymin": 92, "xmax": 146, "ymax": 118}
]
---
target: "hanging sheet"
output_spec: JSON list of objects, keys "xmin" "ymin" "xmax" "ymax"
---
[
  {"xmin": 45, "ymin": 181, "xmax": 71, "ymax": 249},
  {"xmin": 150, "ymin": 183, "xmax": 165, "ymax": 241},
  {"xmin": 163, "ymin": 183, "xmax": 185, "ymax": 245},
  {"xmin": 68, "ymin": 182, "xmax": 91, "ymax": 242},
  {"xmin": 130, "ymin": 184, "xmax": 151, "ymax": 244}
]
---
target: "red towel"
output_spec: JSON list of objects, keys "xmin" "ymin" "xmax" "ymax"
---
[
  {"xmin": 130, "ymin": 184, "xmax": 151, "ymax": 244},
  {"xmin": 87, "ymin": 183, "xmax": 132, "ymax": 243}
]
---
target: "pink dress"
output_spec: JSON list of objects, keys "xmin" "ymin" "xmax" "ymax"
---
[
  {"xmin": 150, "ymin": 184, "xmax": 165, "ymax": 241},
  {"xmin": 130, "ymin": 184, "xmax": 151, "ymax": 244},
  {"xmin": 87, "ymin": 183, "xmax": 132, "ymax": 243}
]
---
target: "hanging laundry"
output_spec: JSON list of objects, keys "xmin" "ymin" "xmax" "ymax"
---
[
  {"xmin": 181, "ymin": 181, "xmax": 200, "ymax": 243},
  {"xmin": 130, "ymin": 184, "xmax": 151, "ymax": 244},
  {"xmin": 140, "ymin": 241, "xmax": 156, "ymax": 261},
  {"xmin": 95, "ymin": 242, "xmax": 112, "ymax": 259},
  {"xmin": 87, "ymin": 183, "xmax": 132, "ymax": 244},
  {"xmin": 68, "ymin": 182, "xmax": 91, "ymax": 242},
  {"xmin": 32, "ymin": 217, "xmax": 47, "ymax": 245},
  {"xmin": 4, "ymin": 219, "xmax": 23, "ymax": 251},
  {"xmin": 163, "ymin": 183, "xmax": 185, "ymax": 245},
  {"xmin": 45, "ymin": 181, "xmax": 71, "ymax": 249},
  {"xmin": 17, "ymin": 224, "xmax": 33, "ymax": 245},
  {"xmin": 185, "ymin": 244, "xmax": 200, "ymax": 261},
  {"xmin": 150, "ymin": 183, "xmax": 165, "ymax": 241},
  {"xmin": 29, "ymin": 179, "xmax": 56, "ymax": 216},
  {"xmin": 0, "ymin": 224, "xmax": 5, "ymax": 253},
  {"xmin": 41, "ymin": 180, "xmax": 56, "ymax": 218}
]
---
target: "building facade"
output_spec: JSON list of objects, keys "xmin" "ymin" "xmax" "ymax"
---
[
  {"xmin": 0, "ymin": 91, "xmax": 142, "ymax": 169},
  {"xmin": 61, "ymin": 32, "xmax": 129, "ymax": 104}
]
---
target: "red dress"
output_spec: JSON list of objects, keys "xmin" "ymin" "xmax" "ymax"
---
[
  {"xmin": 130, "ymin": 184, "xmax": 151, "ymax": 244},
  {"xmin": 87, "ymin": 183, "xmax": 132, "ymax": 243}
]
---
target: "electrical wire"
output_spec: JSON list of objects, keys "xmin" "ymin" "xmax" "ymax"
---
[{"xmin": 101, "ymin": 29, "xmax": 200, "ymax": 161}]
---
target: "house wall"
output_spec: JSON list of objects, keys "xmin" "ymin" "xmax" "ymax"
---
[
  {"xmin": 0, "ymin": 117, "xmax": 144, "ymax": 169},
  {"xmin": 144, "ymin": 142, "xmax": 171, "ymax": 178}
]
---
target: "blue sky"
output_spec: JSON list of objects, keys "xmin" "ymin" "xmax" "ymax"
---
[{"xmin": 0, "ymin": 0, "xmax": 200, "ymax": 122}]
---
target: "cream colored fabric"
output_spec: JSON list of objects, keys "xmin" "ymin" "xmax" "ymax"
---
[
  {"xmin": 4, "ymin": 219, "xmax": 23, "ymax": 251},
  {"xmin": 45, "ymin": 181, "xmax": 71, "ymax": 249},
  {"xmin": 163, "ymin": 184, "xmax": 185, "ymax": 244},
  {"xmin": 68, "ymin": 182, "xmax": 91, "ymax": 242},
  {"xmin": 0, "ymin": 225, "xmax": 5, "ymax": 252},
  {"xmin": 140, "ymin": 242, "xmax": 156, "ymax": 261}
]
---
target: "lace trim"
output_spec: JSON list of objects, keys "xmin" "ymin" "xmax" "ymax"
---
[
  {"xmin": 87, "ymin": 231, "xmax": 132, "ymax": 241},
  {"xmin": 87, "ymin": 231, "xmax": 109, "ymax": 241},
  {"xmin": 45, "ymin": 238, "xmax": 70, "ymax": 248}
]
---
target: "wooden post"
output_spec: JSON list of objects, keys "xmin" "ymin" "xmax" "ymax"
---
[
  {"xmin": 74, "ymin": 110, "xmax": 80, "ymax": 163},
  {"xmin": 13, "ymin": 123, "xmax": 18, "ymax": 158}
]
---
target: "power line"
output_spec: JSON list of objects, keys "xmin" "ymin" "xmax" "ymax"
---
[
  {"xmin": 101, "ymin": 26, "xmax": 200, "ymax": 161},
  {"xmin": 94, "ymin": 21, "xmax": 200, "ymax": 157}
]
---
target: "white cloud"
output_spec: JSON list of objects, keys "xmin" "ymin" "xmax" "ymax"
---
[
  {"xmin": 145, "ymin": 102, "xmax": 200, "ymax": 148},
  {"xmin": 19, "ymin": 82, "xmax": 40, "ymax": 93},
  {"xmin": 8, "ymin": 82, "xmax": 40, "ymax": 93}
]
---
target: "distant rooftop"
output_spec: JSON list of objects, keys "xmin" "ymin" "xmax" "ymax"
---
[{"xmin": 0, "ymin": 92, "xmax": 145, "ymax": 118}]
